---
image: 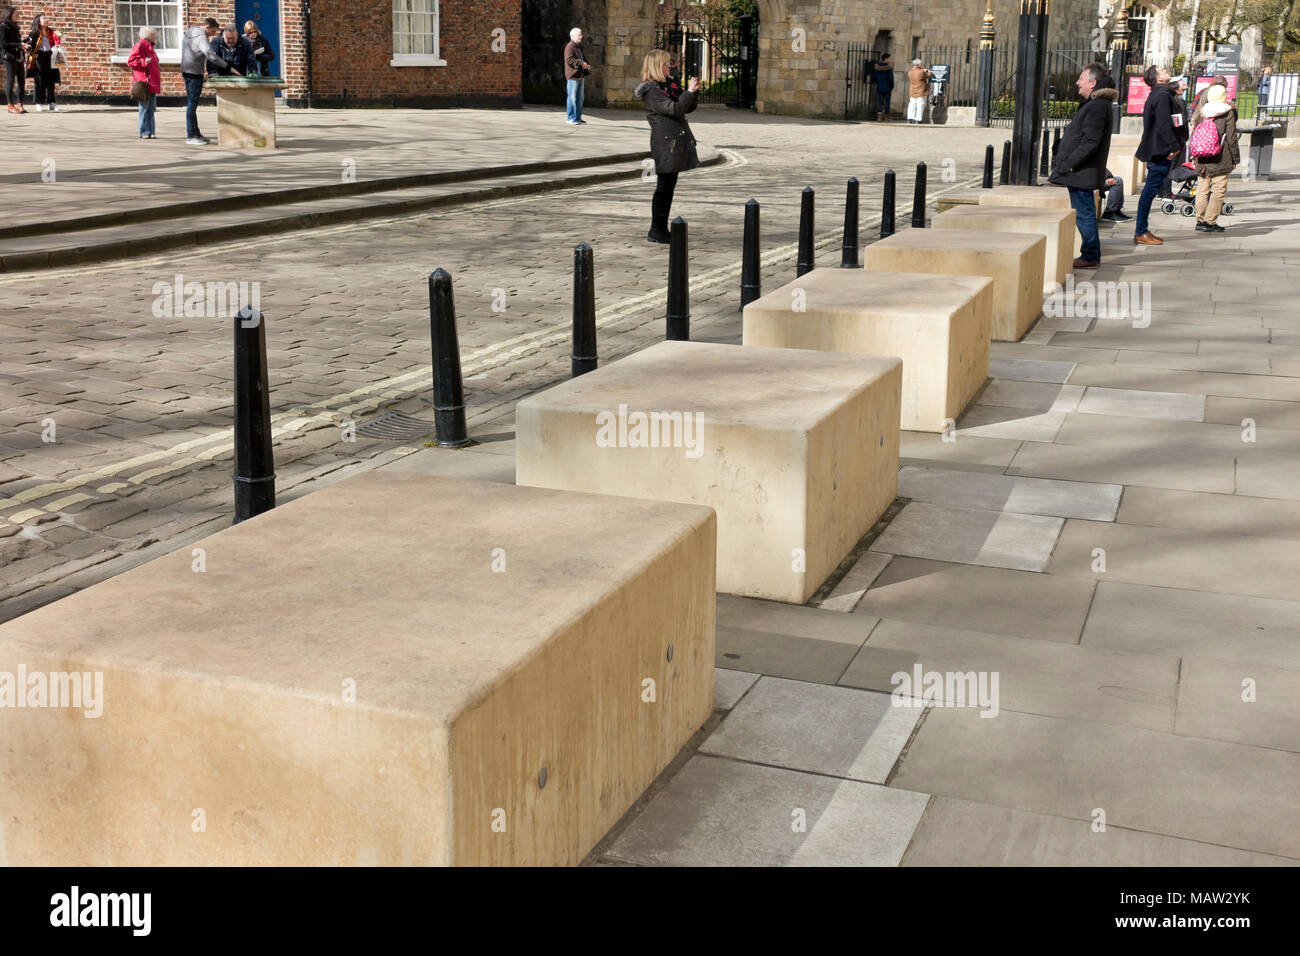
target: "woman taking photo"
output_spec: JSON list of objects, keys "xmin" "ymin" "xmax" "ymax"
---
[
  {"xmin": 2, "ymin": 6, "xmax": 28, "ymax": 114},
  {"xmin": 634, "ymin": 49, "xmax": 701, "ymax": 244},
  {"xmin": 127, "ymin": 26, "xmax": 161, "ymax": 139},
  {"xmin": 25, "ymin": 12, "xmax": 58, "ymax": 111}
]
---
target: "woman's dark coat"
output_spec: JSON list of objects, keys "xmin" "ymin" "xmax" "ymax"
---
[{"xmin": 634, "ymin": 79, "xmax": 700, "ymax": 175}]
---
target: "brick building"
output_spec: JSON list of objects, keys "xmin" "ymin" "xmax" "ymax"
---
[{"xmin": 13, "ymin": 0, "xmax": 521, "ymax": 106}]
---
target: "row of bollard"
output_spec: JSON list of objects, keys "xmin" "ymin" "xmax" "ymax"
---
[{"xmin": 231, "ymin": 158, "xmax": 940, "ymax": 523}]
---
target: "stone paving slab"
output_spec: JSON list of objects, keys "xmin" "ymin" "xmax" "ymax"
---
[
  {"xmin": 1067, "ymin": 363, "xmax": 1300, "ymax": 402},
  {"xmin": 987, "ymin": 357, "xmax": 1077, "ymax": 384},
  {"xmin": 1081, "ymin": 581, "xmax": 1300, "ymax": 670},
  {"xmin": 956, "ymin": 405, "xmax": 1068, "ymax": 442},
  {"xmin": 713, "ymin": 668, "xmax": 761, "ymax": 712},
  {"xmin": 855, "ymin": 556, "xmax": 1096, "ymax": 644},
  {"xmin": 603, "ymin": 755, "xmax": 930, "ymax": 867},
  {"xmin": 976, "ymin": 380, "xmax": 1084, "ymax": 412},
  {"xmin": 699, "ymin": 677, "xmax": 921, "ymax": 783},
  {"xmin": 898, "ymin": 466, "xmax": 1120, "ymax": 520},
  {"xmin": 816, "ymin": 552, "xmax": 892, "ymax": 613},
  {"xmin": 901, "ymin": 797, "xmax": 1298, "ymax": 866},
  {"xmin": 1174, "ymin": 658, "xmax": 1300, "ymax": 753},
  {"xmin": 715, "ymin": 594, "xmax": 875, "ymax": 684},
  {"xmin": 1075, "ymin": 386, "xmax": 1206, "ymax": 421},
  {"xmin": 840, "ymin": 618, "xmax": 1178, "ymax": 732},
  {"xmin": 870, "ymin": 502, "xmax": 1064, "ymax": 573},
  {"xmin": 1006, "ymin": 438, "xmax": 1236, "ymax": 493},
  {"xmin": 890, "ymin": 707, "xmax": 1300, "ymax": 860},
  {"xmin": 1116, "ymin": 486, "xmax": 1300, "ymax": 540}
]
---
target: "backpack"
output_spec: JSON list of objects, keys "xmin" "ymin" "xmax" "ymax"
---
[{"xmin": 1189, "ymin": 115, "xmax": 1222, "ymax": 158}]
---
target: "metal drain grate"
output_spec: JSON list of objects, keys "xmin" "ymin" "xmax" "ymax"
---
[{"xmin": 356, "ymin": 412, "xmax": 439, "ymax": 441}]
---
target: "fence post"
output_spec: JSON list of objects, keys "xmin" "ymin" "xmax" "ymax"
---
[
  {"xmin": 233, "ymin": 305, "xmax": 275, "ymax": 524},
  {"xmin": 797, "ymin": 186, "xmax": 815, "ymax": 277},
  {"xmin": 1040, "ymin": 128, "xmax": 1051, "ymax": 176},
  {"xmin": 880, "ymin": 169, "xmax": 896, "ymax": 239},
  {"xmin": 667, "ymin": 216, "xmax": 690, "ymax": 340},
  {"xmin": 841, "ymin": 178, "xmax": 860, "ymax": 267},
  {"xmin": 571, "ymin": 242, "xmax": 597, "ymax": 377},
  {"xmin": 740, "ymin": 199, "xmax": 761, "ymax": 309},
  {"xmin": 976, "ymin": 1, "xmax": 997, "ymax": 127},
  {"xmin": 429, "ymin": 269, "xmax": 470, "ymax": 447},
  {"xmin": 911, "ymin": 162, "xmax": 927, "ymax": 228},
  {"xmin": 982, "ymin": 144, "xmax": 995, "ymax": 188}
]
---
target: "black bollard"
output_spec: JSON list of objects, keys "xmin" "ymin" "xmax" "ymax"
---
[
  {"xmin": 880, "ymin": 169, "xmax": 896, "ymax": 239},
  {"xmin": 911, "ymin": 162, "xmax": 927, "ymax": 229},
  {"xmin": 982, "ymin": 145, "xmax": 994, "ymax": 188},
  {"xmin": 428, "ymin": 268, "xmax": 470, "ymax": 447},
  {"xmin": 233, "ymin": 305, "xmax": 275, "ymax": 524},
  {"xmin": 999, "ymin": 140, "xmax": 1011, "ymax": 185},
  {"xmin": 1040, "ymin": 129, "xmax": 1051, "ymax": 177},
  {"xmin": 740, "ymin": 199, "xmax": 761, "ymax": 310},
  {"xmin": 571, "ymin": 242, "xmax": 597, "ymax": 377},
  {"xmin": 1052, "ymin": 127, "xmax": 1061, "ymax": 165},
  {"xmin": 797, "ymin": 186, "xmax": 815, "ymax": 277},
  {"xmin": 666, "ymin": 216, "xmax": 690, "ymax": 341},
  {"xmin": 840, "ymin": 178, "xmax": 860, "ymax": 267}
]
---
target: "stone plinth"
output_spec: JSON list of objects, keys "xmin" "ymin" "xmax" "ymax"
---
[
  {"xmin": 937, "ymin": 189, "xmax": 983, "ymax": 212},
  {"xmin": 0, "ymin": 474, "xmax": 716, "ymax": 866},
  {"xmin": 742, "ymin": 269, "xmax": 992, "ymax": 433},
  {"xmin": 1109, "ymin": 134, "xmax": 1145, "ymax": 195},
  {"xmin": 933, "ymin": 205, "xmax": 1076, "ymax": 290},
  {"xmin": 863, "ymin": 230, "xmax": 1046, "ymax": 342},
  {"xmin": 977, "ymin": 185, "xmax": 1073, "ymax": 210},
  {"xmin": 209, "ymin": 77, "xmax": 286, "ymax": 148},
  {"xmin": 515, "ymin": 340, "xmax": 902, "ymax": 604}
]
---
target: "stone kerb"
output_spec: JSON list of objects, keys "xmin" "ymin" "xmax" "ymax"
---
[
  {"xmin": 0, "ymin": 474, "xmax": 716, "ymax": 866},
  {"xmin": 933, "ymin": 204, "xmax": 1076, "ymax": 291},
  {"xmin": 515, "ymin": 340, "xmax": 902, "ymax": 604},
  {"xmin": 742, "ymin": 269, "xmax": 992, "ymax": 433},
  {"xmin": 863, "ymin": 230, "xmax": 1046, "ymax": 342}
]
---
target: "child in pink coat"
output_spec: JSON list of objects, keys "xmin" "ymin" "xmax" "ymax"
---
[{"xmin": 126, "ymin": 27, "xmax": 161, "ymax": 138}]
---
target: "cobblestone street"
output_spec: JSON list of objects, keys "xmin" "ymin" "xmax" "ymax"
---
[{"xmin": 0, "ymin": 105, "xmax": 992, "ymax": 618}]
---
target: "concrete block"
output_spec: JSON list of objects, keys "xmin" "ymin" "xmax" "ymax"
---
[
  {"xmin": 1108, "ymin": 134, "xmax": 1145, "ymax": 195},
  {"xmin": 742, "ymin": 268, "xmax": 992, "ymax": 433},
  {"xmin": 516, "ymin": 341, "xmax": 901, "ymax": 603},
  {"xmin": 933, "ymin": 204, "xmax": 1076, "ymax": 291},
  {"xmin": 0, "ymin": 473, "xmax": 717, "ymax": 866},
  {"xmin": 209, "ymin": 78, "xmax": 286, "ymax": 148},
  {"xmin": 977, "ymin": 185, "xmax": 1073, "ymax": 210},
  {"xmin": 864, "ymin": 229, "xmax": 1046, "ymax": 342}
]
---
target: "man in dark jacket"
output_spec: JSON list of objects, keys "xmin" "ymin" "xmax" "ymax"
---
[
  {"xmin": 873, "ymin": 54, "xmax": 895, "ymax": 121},
  {"xmin": 1048, "ymin": 63, "xmax": 1117, "ymax": 268},
  {"xmin": 564, "ymin": 27, "xmax": 591, "ymax": 125},
  {"xmin": 208, "ymin": 25, "xmax": 252, "ymax": 77},
  {"xmin": 1134, "ymin": 65, "xmax": 1185, "ymax": 245}
]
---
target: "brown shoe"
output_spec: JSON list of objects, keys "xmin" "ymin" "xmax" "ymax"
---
[
  {"xmin": 1134, "ymin": 232, "xmax": 1164, "ymax": 245},
  {"xmin": 1073, "ymin": 257, "xmax": 1100, "ymax": 268}
]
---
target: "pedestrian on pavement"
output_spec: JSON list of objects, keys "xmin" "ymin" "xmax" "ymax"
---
[
  {"xmin": 873, "ymin": 53, "xmax": 894, "ymax": 121},
  {"xmin": 25, "ymin": 12, "xmax": 59, "ymax": 111},
  {"xmin": 127, "ymin": 26, "xmax": 161, "ymax": 139},
  {"xmin": 210, "ymin": 24, "xmax": 253, "ymax": 78},
  {"xmin": 906, "ymin": 59, "xmax": 931, "ymax": 123},
  {"xmin": 1134, "ymin": 65, "xmax": 1183, "ymax": 246},
  {"xmin": 1258, "ymin": 66, "xmax": 1273, "ymax": 114},
  {"xmin": 243, "ymin": 20, "xmax": 275, "ymax": 77},
  {"xmin": 564, "ymin": 27, "xmax": 591, "ymax": 125},
  {"xmin": 1047, "ymin": 63, "xmax": 1117, "ymax": 269},
  {"xmin": 181, "ymin": 17, "xmax": 222, "ymax": 145},
  {"xmin": 1099, "ymin": 168, "xmax": 1132, "ymax": 222},
  {"xmin": 2, "ymin": 6, "xmax": 28, "ymax": 114},
  {"xmin": 634, "ymin": 49, "xmax": 701, "ymax": 244},
  {"xmin": 1189, "ymin": 83, "xmax": 1240, "ymax": 234}
]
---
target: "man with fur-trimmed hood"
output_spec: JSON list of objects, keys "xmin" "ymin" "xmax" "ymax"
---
[{"xmin": 1048, "ymin": 63, "xmax": 1118, "ymax": 268}]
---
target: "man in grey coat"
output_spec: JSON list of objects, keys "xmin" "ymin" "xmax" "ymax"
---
[{"xmin": 180, "ymin": 17, "xmax": 222, "ymax": 145}]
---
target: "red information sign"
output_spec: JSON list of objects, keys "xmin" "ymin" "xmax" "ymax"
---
[
  {"xmin": 1127, "ymin": 76, "xmax": 1149, "ymax": 114},
  {"xmin": 1195, "ymin": 74, "xmax": 1238, "ymax": 102}
]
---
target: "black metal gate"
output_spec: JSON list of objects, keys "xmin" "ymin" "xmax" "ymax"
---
[
  {"xmin": 654, "ymin": 14, "xmax": 758, "ymax": 108},
  {"xmin": 844, "ymin": 43, "xmax": 892, "ymax": 119}
]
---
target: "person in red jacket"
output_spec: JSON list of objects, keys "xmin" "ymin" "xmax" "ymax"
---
[{"xmin": 127, "ymin": 26, "xmax": 161, "ymax": 139}]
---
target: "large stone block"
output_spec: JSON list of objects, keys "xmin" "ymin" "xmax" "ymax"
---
[
  {"xmin": 515, "ymin": 340, "xmax": 902, "ymax": 604},
  {"xmin": 863, "ymin": 230, "xmax": 1046, "ymax": 342},
  {"xmin": 1109, "ymin": 134, "xmax": 1145, "ymax": 195},
  {"xmin": 0, "ymin": 474, "xmax": 716, "ymax": 866},
  {"xmin": 742, "ymin": 268, "xmax": 992, "ymax": 433},
  {"xmin": 933, "ymin": 204, "xmax": 1076, "ymax": 290},
  {"xmin": 976, "ymin": 185, "xmax": 1073, "ymax": 210},
  {"xmin": 208, "ymin": 78, "xmax": 286, "ymax": 148}
]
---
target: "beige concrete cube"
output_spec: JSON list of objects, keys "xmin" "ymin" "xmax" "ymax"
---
[
  {"xmin": 210, "ymin": 78, "xmax": 285, "ymax": 148},
  {"xmin": 933, "ymin": 205, "xmax": 1076, "ymax": 290},
  {"xmin": 742, "ymin": 268, "xmax": 992, "ymax": 433},
  {"xmin": 0, "ymin": 474, "xmax": 716, "ymax": 866},
  {"xmin": 515, "ymin": 340, "xmax": 901, "ymax": 604},
  {"xmin": 977, "ymin": 185, "xmax": 1073, "ymax": 210},
  {"xmin": 864, "ymin": 230, "xmax": 1046, "ymax": 342},
  {"xmin": 1109, "ymin": 135, "xmax": 1145, "ymax": 195}
]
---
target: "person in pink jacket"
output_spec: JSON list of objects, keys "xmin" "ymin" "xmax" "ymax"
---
[{"xmin": 127, "ymin": 26, "xmax": 161, "ymax": 139}]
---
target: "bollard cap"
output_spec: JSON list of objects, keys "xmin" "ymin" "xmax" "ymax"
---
[
  {"xmin": 429, "ymin": 268, "xmax": 453, "ymax": 288},
  {"xmin": 745, "ymin": 197, "xmax": 759, "ymax": 206},
  {"xmin": 236, "ymin": 305, "xmax": 262, "ymax": 329},
  {"xmin": 575, "ymin": 240, "xmax": 593, "ymax": 253},
  {"xmin": 802, "ymin": 185, "xmax": 814, "ymax": 194},
  {"xmin": 671, "ymin": 216, "xmax": 687, "ymax": 226}
]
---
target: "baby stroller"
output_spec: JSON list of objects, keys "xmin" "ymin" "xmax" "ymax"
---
[{"xmin": 1162, "ymin": 162, "xmax": 1235, "ymax": 217}]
